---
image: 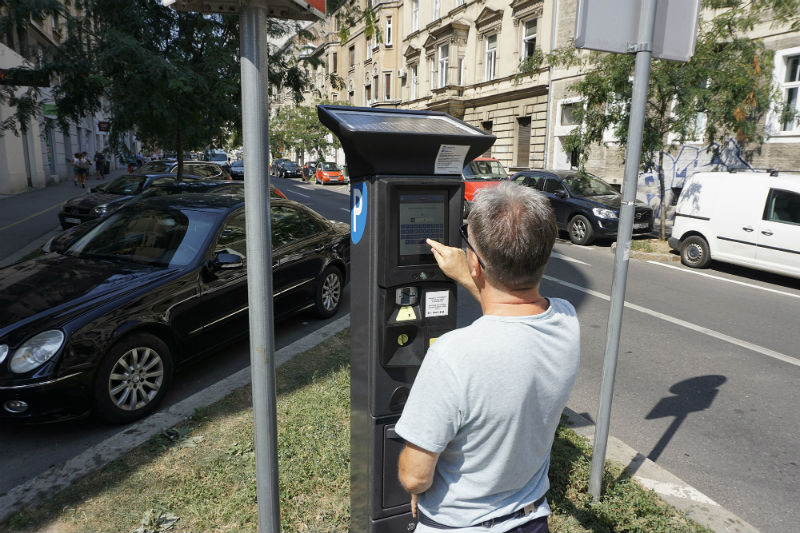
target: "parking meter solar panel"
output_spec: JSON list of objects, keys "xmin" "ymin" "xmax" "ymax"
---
[{"xmin": 318, "ymin": 105, "xmax": 495, "ymax": 179}]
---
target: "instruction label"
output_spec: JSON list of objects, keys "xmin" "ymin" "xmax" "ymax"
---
[
  {"xmin": 425, "ymin": 291, "xmax": 449, "ymax": 317},
  {"xmin": 434, "ymin": 144, "xmax": 470, "ymax": 174}
]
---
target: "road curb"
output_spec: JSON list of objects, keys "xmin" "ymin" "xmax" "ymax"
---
[
  {"xmin": 563, "ymin": 408, "xmax": 759, "ymax": 533},
  {"xmin": 0, "ymin": 315, "xmax": 351, "ymax": 525},
  {"xmin": 610, "ymin": 241, "xmax": 681, "ymax": 263}
]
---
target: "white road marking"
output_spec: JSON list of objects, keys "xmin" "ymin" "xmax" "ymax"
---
[
  {"xmin": 291, "ymin": 191, "xmax": 310, "ymax": 198},
  {"xmin": 646, "ymin": 260, "xmax": 800, "ymax": 300},
  {"xmin": 636, "ymin": 477, "xmax": 719, "ymax": 506},
  {"xmin": 551, "ymin": 252, "xmax": 590, "ymax": 266},
  {"xmin": 542, "ymin": 275, "xmax": 800, "ymax": 368},
  {"xmin": 341, "ymin": 208, "xmax": 350, "ymax": 213}
]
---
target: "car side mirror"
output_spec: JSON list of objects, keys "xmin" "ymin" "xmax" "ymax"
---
[
  {"xmin": 553, "ymin": 189, "xmax": 568, "ymax": 199},
  {"xmin": 213, "ymin": 252, "xmax": 244, "ymax": 269}
]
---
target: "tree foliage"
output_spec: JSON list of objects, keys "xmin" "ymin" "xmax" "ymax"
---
[
  {"xmin": 269, "ymin": 101, "xmax": 342, "ymax": 161},
  {"xmin": 0, "ymin": 0, "xmax": 322, "ymax": 168},
  {"xmin": 540, "ymin": 0, "xmax": 799, "ymax": 238}
]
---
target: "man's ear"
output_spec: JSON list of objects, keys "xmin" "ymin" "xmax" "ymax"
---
[{"xmin": 467, "ymin": 249, "xmax": 482, "ymax": 280}]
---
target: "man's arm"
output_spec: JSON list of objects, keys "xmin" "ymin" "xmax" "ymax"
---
[
  {"xmin": 426, "ymin": 239, "xmax": 480, "ymax": 302},
  {"xmin": 398, "ymin": 442, "xmax": 440, "ymax": 517}
]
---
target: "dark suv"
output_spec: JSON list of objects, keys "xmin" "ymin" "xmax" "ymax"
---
[{"xmin": 510, "ymin": 169, "xmax": 653, "ymax": 245}]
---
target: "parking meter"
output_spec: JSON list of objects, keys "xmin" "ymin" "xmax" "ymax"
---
[{"xmin": 318, "ymin": 105, "xmax": 495, "ymax": 532}]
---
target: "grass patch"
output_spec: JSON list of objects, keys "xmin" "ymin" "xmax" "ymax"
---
[
  {"xmin": 630, "ymin": 238, "xmax": 673, "ymax": 254},
  {"xmin": 3, "ymin": 329, "xmax": 708, "ymax": 533}
]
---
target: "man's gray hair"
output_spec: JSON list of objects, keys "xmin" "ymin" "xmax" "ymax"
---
[{"xmin": 468, "ymin": 181, "xmax": 557, "ymax": 290}]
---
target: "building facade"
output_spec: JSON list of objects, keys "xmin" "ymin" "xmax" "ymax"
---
[{"xmin": 0, "ymin": 6, "xmax": 120, "ymax": 195}]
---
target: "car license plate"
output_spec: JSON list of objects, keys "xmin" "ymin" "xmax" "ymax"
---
[
  {"xmin": 634, "ymin": 222, "xmax": 648, "ymax": 230},
  {"xmin": 65, "ymin": 217, "xmax": 81, "ymax": 224}
]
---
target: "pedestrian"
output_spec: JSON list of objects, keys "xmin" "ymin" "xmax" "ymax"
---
[
  {"xmin": 72, "ymin": 152, "xmax": 81, "ymax": 187},
  {"xmin": 94, "ymin": 151, "xmax": 106, "ymax": 180},
  {"xmin": 396, "ymin": 182, "xmax": 580, "ymax": 533},
  {"xmin": 78, "ymin": 152, "xmax": 91, "ymax": 188},
  {"xmin": 136, "ymin": 152, "xmax": 142, "ymax": 168}
]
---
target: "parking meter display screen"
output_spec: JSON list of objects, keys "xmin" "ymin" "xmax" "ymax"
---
[{"xmin": 398, "ymin": 192, "xmax": 446, "ymax": 266}]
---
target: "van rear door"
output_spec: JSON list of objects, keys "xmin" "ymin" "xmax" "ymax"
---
[{"xmin": 755, "ymin": 187, "xmax": 800, "ymax": 277}]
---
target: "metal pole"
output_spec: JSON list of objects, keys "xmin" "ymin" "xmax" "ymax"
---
[
  {"xmin": 240, "ymin": 6, "xmax": 281, "ymax": 532},
  {"xmin": 588, "ymin": 0, "xmax": 657, "ymax": 500}
]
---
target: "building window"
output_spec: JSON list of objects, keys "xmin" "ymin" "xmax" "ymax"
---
[
  {"xmin": 481, "ymin": 120, "xmax": 493, "ymax": 157},
  {"xmin": 485, "ymin": 34, "xmax": 497, "ymax": 81},
  {"xmin": 332, "ymin": 52, "xmax": 338, "ymax": 74},
  {"xmin": 367, "ymin": 37, "xmax": 373, "ymax": 59},
  {"xmin": 374, "ymin": 75, "xmax": 379, "ymax": 100},
  {"xmin": 781, "ymin": 54, "xmax": 800, "ymax": 131},
  {"xmin": 516, "ymin": 116, "xmax": 532, "ymax": 167},
  {"xmin": 561, "ymin": 102, "xmax": 580, "ymax": 126},
  {"xmin": 434, "ymin": 0, "xmax": 441, "ymax": 20},
  {"xmin": 365, "ymin": 84, "xmax": 372, "ymax": 105},
  {"xmin": 385, "ymin": 72, "xmax": 391, "ymax": 100},
  {"xmin": 430, "ymin": 56, "xmax": 436, "ymax": 90},
  {"xmin": 458, "ymin": 58, "xmax": 465, "ymax": 85},
  {"xmin": 349, "ymin": 45, "xmax": 355, "ymax": 67},
  {"xmin": 438, "ymin": 44, "xmax": 449, "ymax": 88},
  {"xmin": 413, "ymin": 0, "xmax": 419, "ymax": 32},
  {"xmin": 385, "ymin": 16, "xmax": 393, "ymax": 46},
  {"xmin": 457, "ymin": 0, "xmax": 465, "ymax": 5},
  {"xmin": 523, "ymin": 19, "xmax": 537, "ymax": 58},
  {"xmin": 411, "ymin": 65, "xmax": 418, "ymax": 99}
]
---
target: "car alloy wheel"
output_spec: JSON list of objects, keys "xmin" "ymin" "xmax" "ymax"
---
[
  {"xmin": 94, "ymin": 333, "xmax": 172, "ymax": 423},
  {"xmin": 315, "ymin": 266, "xmax": 343, "ymax": 318},
  {"xmin": 568, "ymin": 214, "xmax": 595, "ymax": 245}
]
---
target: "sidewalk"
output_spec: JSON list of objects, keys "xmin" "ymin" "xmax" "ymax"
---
[{"xmin": 0, "ymin": 168, "xmax": 127, "ymax": 267}]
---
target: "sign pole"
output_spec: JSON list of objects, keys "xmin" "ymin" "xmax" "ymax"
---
[
  {"xmin": 240, "ymin": 5, "xmax": 281, "ymax": 532},
  {"xmin": 588, "ymin": 0, "xmax": 658, "ymax": 500}
]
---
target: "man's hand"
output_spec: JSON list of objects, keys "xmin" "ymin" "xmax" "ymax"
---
[
  {"xmin": 427, "ymin": 239, "xmax": 480, "ymax": 302},
  {"xmin": 411, "ymin": 493, "xmax": 418, "ymax": 518}
]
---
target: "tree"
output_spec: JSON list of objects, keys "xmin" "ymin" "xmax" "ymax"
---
[
  {"xmin": 269, "ymin": 102, "xmax": 342, "ymax": 162},
  {"xmin": 541, "ymin": 0, "xmax": 799, "ymax": 240},
  {"xmin": 0, "ymin": 0, "xmax": 322, "ymax": 174}
]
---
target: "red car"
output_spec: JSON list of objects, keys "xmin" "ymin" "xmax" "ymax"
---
[
  {"xmin": 314, "ymin": 161, "xmax": 346, "ymax": 184},
  {"xmin": 462, "ymin": 157, "xmax": 508, "ymax": 216}
]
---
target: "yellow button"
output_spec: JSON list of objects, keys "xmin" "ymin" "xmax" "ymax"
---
[
  {"xmin": 397, "ymin": 334, "xmax": 409, "ymax": 346},
  {"xmin": 396, "ymin": 306, "xmax": 417, "ymax": 321}
]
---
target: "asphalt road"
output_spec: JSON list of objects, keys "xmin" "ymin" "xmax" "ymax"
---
[{"xmin": 2, "ymin": 176, "xmax": 799, "ymax": 532}]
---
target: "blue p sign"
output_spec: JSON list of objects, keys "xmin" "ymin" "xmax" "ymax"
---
[{"xmin": 351, "ymin": 182, "xmax": 367, "ymax": 245}]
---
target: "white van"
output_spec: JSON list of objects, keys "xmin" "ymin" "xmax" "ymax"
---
[{"xmin": 668, "ymin": 171, "xmax": 800, "ymax": 279}]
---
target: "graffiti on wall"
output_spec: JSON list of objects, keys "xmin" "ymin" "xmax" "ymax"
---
[{"xmin": 637, "ymin": 138, "xmax": 752, "ymax": 222}]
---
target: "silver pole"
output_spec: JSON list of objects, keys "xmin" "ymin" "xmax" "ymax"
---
[
  {"xmin": 240, "ymin": 6, "xmax": 281, "ymax": 532},
  {"xmin": 588, "ymin": 0, "xmax": 657, "ymax": 500}
]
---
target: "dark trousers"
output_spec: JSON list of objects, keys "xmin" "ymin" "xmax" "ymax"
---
[{"xmin": 505, "ymin": 516, "xmax": 549, "ymax": 533}]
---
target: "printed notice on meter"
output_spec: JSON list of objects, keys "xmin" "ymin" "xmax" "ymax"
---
[
  {"xmin": 425, "ymin": 290, "xmax": 449, "ymax": 317},
  {"xmin": 434, "ymin": 144, "xmax": 470, "ymax": 174}
]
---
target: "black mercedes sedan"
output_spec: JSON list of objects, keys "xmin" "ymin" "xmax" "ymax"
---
[
  {"xmin": 1, "ymin": 192, "xmax": 349, "ymax": 424},
  {"xmin": 58, "ymin": 173, "xmax": 205, "ymax": 229},
  {"xmin": 510, "ymin": 169, "xmax": 654, "ymax": 245}
]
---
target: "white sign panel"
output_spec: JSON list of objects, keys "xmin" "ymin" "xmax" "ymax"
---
[
  {"xmin": 434, "ymin": 144, "xmax": 470, "ymax": 174},
  {"xmin": 425, "ymin": 291, "xmax": 449, "ymax": 318},
  {"xmin": 574, "ymin": 0, "xmax": 701, "ymax": 62}
]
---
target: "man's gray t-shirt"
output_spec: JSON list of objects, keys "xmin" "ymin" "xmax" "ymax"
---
[{"xmin": 395, "ymin": 298, "xmax": 580, "ymax": 531}]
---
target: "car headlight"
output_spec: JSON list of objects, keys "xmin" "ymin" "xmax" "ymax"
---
[
  {"xmin": 592, "ymin": 207, "xmax": 618, "ymax": 219},
  {"xmin": 92, "ymin": 204, "xmax": 108, "ymax": 216},
  {"xmin": 0, "ymin": 344, "xmax": 8, "ymax": 364},
  {"xmin": 9, "ymin": 330, "xmax": 65, "ymax": 374}
]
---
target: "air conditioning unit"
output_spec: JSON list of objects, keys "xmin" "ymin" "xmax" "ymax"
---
[{"xmin": 398, "ymin": 68, "xmax": 407, "ymax": 78}]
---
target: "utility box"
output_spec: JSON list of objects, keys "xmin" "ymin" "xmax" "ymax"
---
[{"xmin": 318, "ymin": 105, "xmax": 494, "ymax": 532}]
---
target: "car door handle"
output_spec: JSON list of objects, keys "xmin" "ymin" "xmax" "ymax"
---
[
  {"xmin": 742, "ymin": 226, "xmax": 754, "ymax": 232},
  {"xmin": 761, "ymin": 230, "xmax": 773, "ymax": 236}
]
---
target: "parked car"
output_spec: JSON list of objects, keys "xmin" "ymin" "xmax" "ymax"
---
[
  {"xmin": 314, "ymin": 161, "xmax": 346, "ymax": 185},
  {"xmin": 58, "ymin": 173, "xmax": 205, "ymax": 229},
  {"xmin": 462, "ymin": 157, "xmax": 508, "ymax": 216},
  {"xmin": 668, "ymin": 171, "xmax": 800, "ymax": 278},
  {"xmin": 302, "ymin": 162, "xmax": 317, "ymax": 181},
  {"xmin": 271, "ymin": 158, "xmax": 289, "ymax": 175},
  {"xmin": 510, "ymin": 169, "xmax": 653, "ymax": 245},
  {"xmin": 134, "ymin": 160, "xmax": 233, "ymax": 181},
  {"xmin": 0, "ymin": 192, "xmax": 349, "ymax": 423},
  {"xmin": 280, "ymin": 161, "xmax": 302, "ymax": 179},
  {"xmin": 229, "ymin": 159, "xmax": 244, "ymax": 180},
  {"xmin": 203, "ymin": 150, "xmax": 231, "ymax": 173}
]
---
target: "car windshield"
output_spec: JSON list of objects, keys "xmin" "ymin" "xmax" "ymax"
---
[
  {"xmin": 463, "ymin": 160, "xmax": 508, "ymax": 180},
  {"xmin": 563, "ymin": 173, "xmax": 619, "ymax": 197},
  {"xmin": 101, "ymin": 175, "xmax": 148, "ymax": 195},
  {"xmin": 65, "ymin": 207, "xmax": 217, "ymax": 267},
  {"xmin": 320, "ymin": 162, "xmax": 339, "ymax": 171},
  {"xmin": 133, "ymin": 161, "xmax": 172, "ymax": 175},
  {"xmin": 231, "ymin": 160, "xmax": 243, "ymax": 168},
  {"xmin": 209, "ymin": 153, "xmax": 227, "ymax": 161},
  {"xmin": 284, "ymin": 162, "xmax": 298, "ymax": 169}
]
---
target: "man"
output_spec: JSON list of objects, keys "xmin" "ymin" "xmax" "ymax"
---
[{"xmin": 395, "ymin": 182, "xmax": 580, "ymax": 533}]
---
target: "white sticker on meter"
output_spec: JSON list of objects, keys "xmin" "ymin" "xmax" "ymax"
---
[
  {"xmin": 434, "ymin": 144, "xmax": 470, "ymax": 174},
  {"xmin": 425, "ymin": 291, "xmax": 449, "ymax": 317}
]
